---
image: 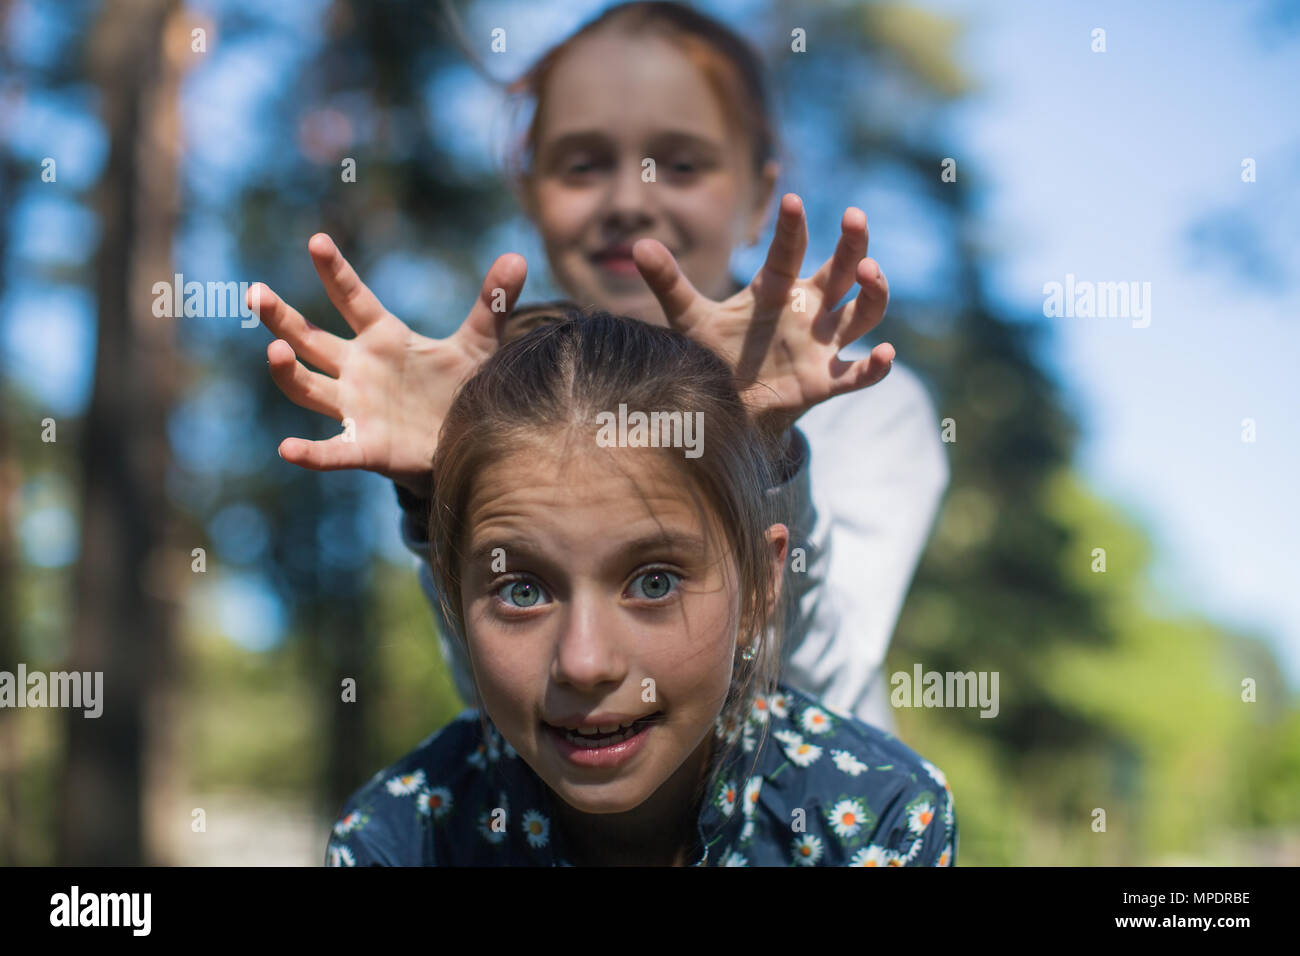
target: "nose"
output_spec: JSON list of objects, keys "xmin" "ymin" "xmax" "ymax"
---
[
  {"xmin": 551, "ymin": 587, "xmax": 628, "ymax": 692},
  {"xmin": 601, "ymin": 156, "xmax": 657, "ymax": 233}
]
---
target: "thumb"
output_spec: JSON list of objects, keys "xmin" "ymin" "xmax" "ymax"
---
[
  {"xmin": 457, "ymin": 253, "xmax": 528, "ymax": 353},
  {"xmin": 632, "ymin": 238, "xmax": 704, "ymax": 332}
]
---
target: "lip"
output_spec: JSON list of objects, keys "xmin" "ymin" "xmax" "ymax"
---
[
  {"xmin": 589, "ymin": 242, "xmax": 645, "ymax": 277},
  {"xmin": 544, "ymin": 717, "xmax": 658, "ymax": 769}
]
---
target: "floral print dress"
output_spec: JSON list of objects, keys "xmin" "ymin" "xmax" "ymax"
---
[{"xmin": 326, "ymin": 683, "xmax": 957, "ymax": 867}]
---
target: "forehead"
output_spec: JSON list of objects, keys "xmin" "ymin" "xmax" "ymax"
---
[
  {"xmin": 465, "ymin": 441, "xmax": 720, "ymax": 554},
  {"xmin": 536, "ymin": 29, "xmax": 732, "ymax": 146}
]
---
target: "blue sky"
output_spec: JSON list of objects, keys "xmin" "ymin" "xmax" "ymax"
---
[{"xmin": 914, "ymin": 0, "xmax": 1300, "ymax": 683}]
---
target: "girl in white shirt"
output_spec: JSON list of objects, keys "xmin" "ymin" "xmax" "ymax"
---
[{"xmin": 251, "ymin": 1, "xmax": 947, "ymax": 733}]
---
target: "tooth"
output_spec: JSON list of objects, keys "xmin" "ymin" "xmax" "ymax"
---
[{"xmin": 598, "ymin": 724, "xmax": 620, "ymax": 734}]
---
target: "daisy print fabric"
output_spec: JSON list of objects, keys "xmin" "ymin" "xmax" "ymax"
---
[{"xmin": 325, "ymin": 684, "xmax": 957, "ymax": 867}]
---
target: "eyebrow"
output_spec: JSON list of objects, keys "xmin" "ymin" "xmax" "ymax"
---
[
  {"xmin": 466, "ymin": 529, "xmax": 709, "ymax": 574},
  {"xmin": 646, "ymin": 130, "xmax": 725, "ymax": 155},
  {"xmin": 537, "ymin": 129, "xmax": 723, "ymax": 160}
]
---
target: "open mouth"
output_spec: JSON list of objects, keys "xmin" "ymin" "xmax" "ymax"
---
[{"xmin": 543, "ymin": 711, "xmax": 665, "ymax": 751}]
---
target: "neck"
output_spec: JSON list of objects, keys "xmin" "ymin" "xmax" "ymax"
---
[{"xmin": 551, "ymin": 731, "xmax": 715, "ymax": 866}]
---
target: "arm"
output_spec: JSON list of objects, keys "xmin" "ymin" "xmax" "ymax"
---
[
  {"xmin": 393, "ymin": 483, "xmax": 479, "ymax": 711},
  {"xmin": 786, "ymin": 361, "xmax": 949, "ymax": 730}
]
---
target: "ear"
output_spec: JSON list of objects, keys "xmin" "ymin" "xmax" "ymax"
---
[
  {"xmin": 764, "ymin": 521, "xmax": 789, "ymax": 616},
  {"xmin": 743, "ymin": 159, "xmax": 781, "ymax": 244}
]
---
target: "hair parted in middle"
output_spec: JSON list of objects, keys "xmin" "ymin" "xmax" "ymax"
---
[{"xmin": 426, "ymin": 309, "xmax": 789, "ymax": 809}]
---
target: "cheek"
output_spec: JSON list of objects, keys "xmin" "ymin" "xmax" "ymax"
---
[
  {"xmin": 534, "ymin": 183, "xmax": 595, "ymax": 245},
  {"xmin": 463, "ymin": 607, "xmax": 543, "ymax": 722},
  {"xmin": 667, "ymin": 180, "xmax": 747, "ymax": 254},
  {"xmin": 644, "ymin": 591, "xmax": 737, "ymax": 707}
]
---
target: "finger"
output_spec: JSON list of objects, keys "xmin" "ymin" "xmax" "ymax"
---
[
  {"xmin": 267, "ymin": 339, "xmax": 343, "ymax": 420},
  {"xmin": 756, "ymin": 193, "xmax": 808, "ymax": 301},
  {"xmin": 834, "ymin": 257, "xmax": 890, "ymax": 346},
  {"xmin": 308, "ymin": 232, "xmax": 389, "ymax": 335},
  {"xmin": 276, "ymin": 433, "xmax": 366, "ymax": 474},
  {"xmin": 810, "ymin": 207, "xmax": 868, "ymax": 308},
  {"xmin": 247, "ymin": 282, "xmax": 346, "ymax": 376},
  {"xmin": 632, "ymin": 238, "xmax": 708, "ymax": 330},
  {"xmin": 452, "ymin": 253, "xmax": 528, "ymax": 356},
  {"xmin": 828, "ymin": 343, "xmax": 895, "ymax": 398}
]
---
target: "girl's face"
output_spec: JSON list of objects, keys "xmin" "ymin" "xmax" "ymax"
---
[
  {"xmin": 523, "ymin": 30, "xmax": 778, "ymax": 324},
  {"xmin": 460, "ymin": 439, "xmax": 785, "ymax": 816}
]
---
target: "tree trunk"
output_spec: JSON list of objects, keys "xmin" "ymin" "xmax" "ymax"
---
[
  {"xmin": 0, "ymin": 0, "xmax": 22, "ymax": 867},
  {"xmin": 59, "ymin": 0, "xmax": 186, "ymax": 866}
]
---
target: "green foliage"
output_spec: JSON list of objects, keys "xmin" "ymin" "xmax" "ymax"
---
[
  {"xmin": 895, "ymin": 470, "xmax": 1299, "ymax": 864},
  {"xmin": 184, "ymin": 615, "xmax": 326, "ymax": 797},
  {"xmin": 368, "ymin": 560, "xmax": 467, "ymax": 762}
]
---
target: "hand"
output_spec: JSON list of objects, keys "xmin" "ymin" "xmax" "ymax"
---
[
  {"xmin": 632, "ymin": 193, "xmax": 894, "ymax": 439},
  {"xmin": 248, "ymin": 234, "xmax": 527, "ymax": 496}
]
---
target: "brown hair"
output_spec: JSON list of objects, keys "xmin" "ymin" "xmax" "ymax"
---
[
  {"xmin": 427, "ymin": 309, "xmax": 786, "ymax": 843},
  {"xmin": 502, "ymin": 1, "xmax": 780, "ymax": 193}
]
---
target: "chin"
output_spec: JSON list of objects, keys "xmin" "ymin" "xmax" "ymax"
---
[
  {"xmin": 553, "ymin": 782, "xmax": 653, "ymax": 816},
  {"xmin": 560, "ymin": 271, "xmax": 652, "ymax": 318},
  {"xmin": 601, "ymin": 292, "xmax": 670, "ymax": 327}
]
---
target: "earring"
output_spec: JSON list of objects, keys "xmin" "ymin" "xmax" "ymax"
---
[{"xmin": 740, "ymin": 635, "xmax": 761, "ymax": 662}]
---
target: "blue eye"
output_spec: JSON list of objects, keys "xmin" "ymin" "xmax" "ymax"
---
[
  {"xmin": 497, "ymin": 578, "xmax": 546, "ymax": 608},
  {"xmin": 629, "ymin": 569, "xmax": 679, "ymax": 601}
]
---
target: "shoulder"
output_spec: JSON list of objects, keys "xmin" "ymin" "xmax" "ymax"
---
[
  {"xmin": 759, "ymin": 685, "xmax": 957, "ymax": 866},
  {"xmin": 324, "ymin": 710, "xmax": 489, "ymax": 866}
]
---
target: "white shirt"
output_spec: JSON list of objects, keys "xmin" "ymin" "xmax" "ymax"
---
[
  {"xmin": 782, "ymin": 356, "xmax": 949, "ymax": 732},
  {"xmin": 398, "ymin": 356, "xmax": 948, "ymax": 735}
]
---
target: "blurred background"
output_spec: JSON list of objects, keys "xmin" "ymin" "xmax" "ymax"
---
[{"xmin": 1, "ymin": 0, "xmax": 1297, "ymax": 865}]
